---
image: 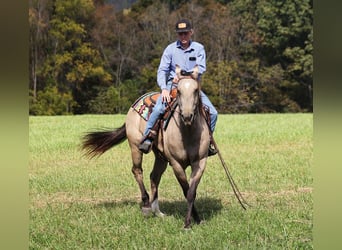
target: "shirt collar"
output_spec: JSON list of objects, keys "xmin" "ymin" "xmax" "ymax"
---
[{"xmin": 176, "ymin": 40, "xmax": 193, "ymax": 51}]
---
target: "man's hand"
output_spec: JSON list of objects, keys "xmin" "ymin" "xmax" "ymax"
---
[
  {"xmin": 161, "ymin": 89, "xmax": 170, "ymax": 103},
  {"xmin": 173, "ymin": 76, "xmax": 179, "ymax": 84}
]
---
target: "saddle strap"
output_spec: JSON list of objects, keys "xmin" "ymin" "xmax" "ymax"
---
[
  {"xmin": 201, "ymin": 104, "xmax": 211, "ymax": 131},
  {"xmin": 163, "ymin": 98, "xmax": 178, "ymax": 130}
]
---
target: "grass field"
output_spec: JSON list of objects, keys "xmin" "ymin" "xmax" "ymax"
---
[{"xmin": 29, "ymin": 113, "xmax": 313, "ymax": 249}]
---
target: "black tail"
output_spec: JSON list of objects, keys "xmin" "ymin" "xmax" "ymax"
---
[{"xmin": 81, "ymin": 123, "xmax": 127, "ymax": 158}]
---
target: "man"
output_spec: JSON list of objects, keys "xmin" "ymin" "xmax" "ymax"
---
[{"xmin": 139, "ymin": 18, "xmax": 218, "ymax": 156}]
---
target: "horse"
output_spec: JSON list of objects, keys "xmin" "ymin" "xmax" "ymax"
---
[{"xmin": 82, "ymin": 65, "xmax": 211, "ymax": 229}]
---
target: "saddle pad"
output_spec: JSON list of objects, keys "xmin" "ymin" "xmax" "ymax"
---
[{"xmin": 132, "ymin": 92, "xmax": 160, "ymax": 121}]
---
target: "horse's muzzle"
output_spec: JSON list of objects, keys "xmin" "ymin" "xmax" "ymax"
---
[{"xmin": 181, "ymin": 113, "xmax": 194, "ymax": 126}]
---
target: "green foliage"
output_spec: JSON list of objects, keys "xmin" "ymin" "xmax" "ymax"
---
[
  {"xmin": 88, "ymin": 79, "xmax": 141, "ymax": 114},
  {"xmin": 88, "ymin": 86, "xmax": 120, "ymax": 114},
  {"xmin": 203, "ymin": 60, "xmax": 248, "ymax": 113},
  {"xmin": 65, "ymin": 44, "xmax": 112, "ymax": 84},
  {"xmin": 29, "ymin": 0, "xmax": 313, "ymax": 114},
  {"xmin": 230, "ymin": 0, "xmax": 313, "ymax": 111},
  {"xmin": 138, "ymin": 58, "xmax": 161, "ymax": 93},
  {"xmin": 29, "ymin": 86, "xmax": 77, "ymax": 115},
  {"xmin": 131, "ymin": 0, "xmax": 153, "ymax": 12},
  {"xmin": 283, "ymin": 28, "xmax": 313, "ymax": 80},
  {"xmin": 47, "ymin": 3, "xmax": 111, "ymax": 87},
  {"xmin": 256, "ymin": 0, "xmax": 312, "ymax": 52},
  {"xmin": 54, "ymin": 0, "xmax": 96, "ymax": 21},
  {"xmin": 119, "ymin": 79, "xmax": 141, "ymax": 112}
]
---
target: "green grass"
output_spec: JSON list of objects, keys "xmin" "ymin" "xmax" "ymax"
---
[{"xmin": 29, "ymin": 114, "xmax": 313, "ymax": 249}]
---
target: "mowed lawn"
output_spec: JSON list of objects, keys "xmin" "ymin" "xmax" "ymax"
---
[{"xmin": 29, "ymin": 113, "xmax": 313, "ymax": 249}]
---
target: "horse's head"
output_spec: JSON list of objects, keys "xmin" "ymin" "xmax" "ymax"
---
[{"xmin": 176, "ymin": 65, "xmax": 200, "ymax": 126}]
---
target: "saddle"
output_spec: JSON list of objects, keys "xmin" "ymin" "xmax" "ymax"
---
[
  {"xmin": 132, "ymin": 88, "xmax": 211, "ymax": 133},
  {"xmin": 132, "ymin": 88, "xmax": 178, "ymax": 124}
]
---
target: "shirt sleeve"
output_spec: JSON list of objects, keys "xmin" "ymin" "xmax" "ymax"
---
[
  {"xmin": 196, "ymin": 44, "xmax": 206, "ymax": 79},
  {"xmin": 157, "ymin": 45, "xmax": 173, "ymax": 90}
]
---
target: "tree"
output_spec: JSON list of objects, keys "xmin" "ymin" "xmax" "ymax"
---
[
  {"xmin": 29, "ymin": 86, "xmax": 77, "ymax": 115},
  {"xmin": 230, "ymin": 0, "xmax": 313, "ymax": 111},
  {"xmin": 29, "ymin": 0, "xmax": 52, "ymax": 100},
  {"xmin": 41, "ymin": 0, "xmax": 111, "ymax": 113},
  {"xmin": 203, "ymin": 60, "xmax": 251, "ymax": 113}
]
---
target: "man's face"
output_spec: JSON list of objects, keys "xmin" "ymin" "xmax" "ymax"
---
[{"xmin": 177, "ymin": 31, "xmax": 192, "ymax": 46}]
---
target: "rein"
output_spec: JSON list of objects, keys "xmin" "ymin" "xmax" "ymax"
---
[{"xmin": 211, "ymin": 138, "xmax": 250, "ymax": 210}]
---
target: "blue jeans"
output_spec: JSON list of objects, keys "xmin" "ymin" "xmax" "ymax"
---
[
  {"xmin": 200, "ymin": 90, "xmax": 218, "ymax": 133},
  {"xmin": 143, "ymin": 87, "xmax": 218, "ymax": 137}
]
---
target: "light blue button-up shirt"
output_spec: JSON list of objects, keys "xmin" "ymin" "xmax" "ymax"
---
[{"xmin": 157, "ymin": 40, "xmax": 206, "ymax": 90}]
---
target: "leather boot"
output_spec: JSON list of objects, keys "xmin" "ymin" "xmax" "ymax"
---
[
  {"xmin": 208, "ymin": 135, "xmax": 217, "ymax": 156},
  {"xmin": 208, "ymin": 143, "xmax": 218, "ymax": 156},
  {"xmin": 138, "ymin": 139, "xmax": 152, "ymax": 154},
  {"xmin": 138, "ymin": 130, "xmax": 157, "ymax": 154}
]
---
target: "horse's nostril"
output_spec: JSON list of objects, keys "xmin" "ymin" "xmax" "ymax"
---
[{"xmin": 181, "ymin": 114, "xmax": 193, "ymax": 125}]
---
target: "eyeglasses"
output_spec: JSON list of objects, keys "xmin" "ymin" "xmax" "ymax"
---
[{"xmin": 178, "ymin": 32, "xmax": 189, "ymax": 36}]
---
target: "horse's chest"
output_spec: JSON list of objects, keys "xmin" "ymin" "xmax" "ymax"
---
[{"xmin": 163, "ymin": 131, "xmax": 207, "ymax": 162}]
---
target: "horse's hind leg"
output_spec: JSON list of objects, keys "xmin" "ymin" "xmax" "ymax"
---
[
  {"xmin": 150, "ymin": 155, "xmax": 168, "ymax": 217},
  {"xmin": 130, "ymin": 147, "xmax": 151, "ymax": 215}
]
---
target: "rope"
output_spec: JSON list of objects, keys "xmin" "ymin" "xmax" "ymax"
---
[{"xmin": 211, "ymin": 138, "xmax": 250, "ymax": 210}]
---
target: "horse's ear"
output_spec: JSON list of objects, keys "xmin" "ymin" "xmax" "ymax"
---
[
  {"xmin": 175, "ymin": 65, "xmax": 181, "ymax": 78},
  {"xmin": 191, "ymin": 65, "xmax": 199, "ymax": 80}
]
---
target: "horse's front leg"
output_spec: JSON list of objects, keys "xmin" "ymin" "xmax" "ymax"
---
[
  {"xmin": 149, "ymin": 154, "xmax": 168, "ymax": 217},
  {"xmin": 171, "ymin": 161, "xmax": 199, "ymax": 229},
  {"xmin": 185, "ymin": 158, "xmax": 207, "ymax": 227},
  {"xmin": 130, "ymin": 147, "xmax": 151, "ymax": 215}
]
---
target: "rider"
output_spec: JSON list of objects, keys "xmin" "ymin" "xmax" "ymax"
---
[{"xmin": 138, "ymin": 18, "xmax": 218, "ymax": 156}]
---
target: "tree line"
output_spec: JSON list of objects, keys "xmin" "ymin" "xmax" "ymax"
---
[{"xmin": 29, "ymin": 0, "xmax": 313, "ymax": 115}]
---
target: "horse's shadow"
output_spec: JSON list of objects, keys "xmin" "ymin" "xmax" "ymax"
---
[
  {"xmin": 96, "ymin": 197, "xmax": 223, "ymax": 222},
  {"xmin": 160, "ymin": 197, "xmax": 223, "ymax": 221}
]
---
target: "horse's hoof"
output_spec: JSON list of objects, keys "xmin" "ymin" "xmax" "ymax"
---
[
  {"xmin": 183, "ymin": 224, "xmax": 192, "ymax": 230},
  {"xmin": 141, "ymin": 207, "xmax": 152, "ymax": 217},
  {"xmin": 155, "ymin": 211, "xmax": 166, "ymax": 218}
]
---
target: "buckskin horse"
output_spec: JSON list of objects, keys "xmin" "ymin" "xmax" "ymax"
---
[{"xmin": 82, "ymin": 65, "xmax": 211, "ymax": 228}]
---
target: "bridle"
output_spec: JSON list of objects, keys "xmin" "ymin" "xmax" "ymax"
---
[{"xmin": 175, "ymin": 74, "xmax": 201, "ymax": 126}]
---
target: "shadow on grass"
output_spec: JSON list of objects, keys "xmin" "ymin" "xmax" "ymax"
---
[
  {"xmin": 160, "ymin": 197, "xmax": 223, "ymax": 221},
  {"xmin": 95, "ymin": 197, "xmax": 223, "ymax": 222}
]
